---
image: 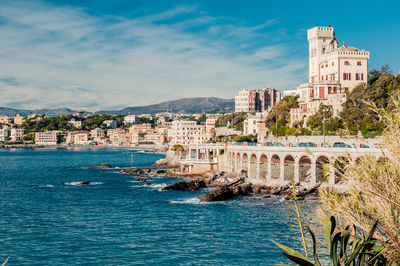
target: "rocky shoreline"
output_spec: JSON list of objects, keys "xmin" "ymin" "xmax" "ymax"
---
[{"xmin": 117, "ymin": 163, "xmax": 321, "ymax": 202}]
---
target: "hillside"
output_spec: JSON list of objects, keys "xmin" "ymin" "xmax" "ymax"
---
[
  {"xmin": 0, "ymin": 107, "xmax": 78, "ymax": 117},
  {"xmin": 96, "ymin": 97, "xmax": 234, "ymax": 115},
  {"xmin": 0, "ymin": 97, "xmax": 234, "ymax": 116}
]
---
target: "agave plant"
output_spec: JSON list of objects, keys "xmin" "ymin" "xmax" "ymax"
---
[{"xmin": 273, "ymin": 216, "xmax": 392, "ymax": 265}]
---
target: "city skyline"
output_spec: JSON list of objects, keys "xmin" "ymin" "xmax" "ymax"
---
[{"xmin": 1, "ymin": 0, "xmax": 399, "ymax": 110}]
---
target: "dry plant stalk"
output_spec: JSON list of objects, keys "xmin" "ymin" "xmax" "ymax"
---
[{"xmin": 320, "ymin": 99, "xmax": 400, "ymax": 262}]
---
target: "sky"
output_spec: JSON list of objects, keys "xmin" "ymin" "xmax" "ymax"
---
[{"xmin": 0, "ymin": 0, "xmax": 399, "ymax": 110}]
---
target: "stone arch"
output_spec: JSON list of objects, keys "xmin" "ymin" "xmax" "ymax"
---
[
  {"xmin": 299, "ymin": 155, "xmax": 312, "ymax": 182},
  {"xmin": 241, "ymin": 153, "xmax": 249, "ymax": 172},
  {"xmin": 271, "ymin": 154, "xmax": 280, "ymax": 179},
  {"xmin": 316, "ymin": 155, "xmax": 330, "ymax": 183},
  {"xmin": 283, "ymin": 155, "xmax": 295, "ymax": 181},
  {"xmin": 235, "ymin": 153, "xmax": 241, "ymax": 172},
  {"xmin": 334, "ymin": 156, "xmax": 350, "ymax": 183},
  {"xmin": 249, "ymin": 154, "xmax": 258, "ymax": 179},
  {"xmin": 259, "ymin": 154, "xmax": 268, "ymax": 179},
  {"xmin": 219, "ymin": 149, "xmax": 225, "ymax": 155}
]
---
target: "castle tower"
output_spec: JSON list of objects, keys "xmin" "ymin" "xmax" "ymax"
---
[{"xmin": 307, "ymin": 26, "xmax": 338, "ymax": 84}]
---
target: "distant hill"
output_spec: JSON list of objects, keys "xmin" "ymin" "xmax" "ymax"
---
[
  {"xmin": 0, "ymin": 97, "xmax": 234, "ymax": 117},
  {"xmin": 0, "ymin": 107, "xmax": 78, "ymax": 117},
  {"xmin": 96, "ymin": 97, "xmax": 234, "ymax": 115}
]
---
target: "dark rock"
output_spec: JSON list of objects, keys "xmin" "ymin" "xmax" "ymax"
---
[
  {"xmin": 78, "ymin": 181, "xmax": 90, "ymax": 185},
  {"xmin": 263, "ymin": 195, "xmax": 271, "ymax": 199},
  {"xmin": 144, "ymin": 182, "xmax": 151, "ymax": 186},
  {"xmin": 93, "ymin": 163, "xmax": 114, "ymax": 169},
  {"xmin": 120, "ymin": 168, "xmax": 146, "ymax": 175},
  {"xmin": 162, "ymin": 180, "xmax": 206, "ymax": 192},
  {"xmin": 134, "ymin": 178, "xmax": 146, "ymax": 182},
  {"xmin": 200, "ymin": 186, "xmax": 234, "ymax": 202},
  {"xmin": 155, "ymin": 169, "xmax": 167, "ymax": 174}
]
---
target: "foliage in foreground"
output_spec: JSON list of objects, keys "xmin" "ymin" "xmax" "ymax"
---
[
  {"xmin": 274, "ymin": 216, "xmax": 390, "ymax": 265},
  {"xmin": 319, "ymin": 98, "xmax": 400, "ymax": 263}
]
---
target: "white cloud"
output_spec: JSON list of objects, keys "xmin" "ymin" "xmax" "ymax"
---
[{"xmin": 0, "ymin": 0, "xmax": 307, "ymax": 109}]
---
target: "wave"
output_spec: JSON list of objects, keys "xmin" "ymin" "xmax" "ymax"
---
[
  {"xmin": 168, "ymin": 197, "xmax": 202, "ymax": 204},
  {"xmin": 38, "ymin": 184, "xmax": 54, "ymax": 188},
  {"xmin": 64, "ymin": 181, "xmax": 103, "ymax": 186},
  {"xmin": 147, "ymin": 183, "xmax": 167, "ymax": 191}
]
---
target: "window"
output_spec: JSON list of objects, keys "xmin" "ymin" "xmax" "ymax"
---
[
  {"xmin": 321, "ymin": 64, "xmax": 324, "ymax": 69},
  {"xmin": 343, "ymin": 73, "xmax": 351, "ymax": 80},
  {"xmin": 322, "ymin": 47, "xmax": 326, "ymax": 54},
  {"xmin": 356, "ymin": 73, "xmax": 361, "ymax": 80},
  {"xmin": 332, "ymin": 61, "xmax": 334, "ymax": 66},
  {"xmin": 326, "ymin": 75, "xmax": 328, "ymax": 80},
  {"xmin": 357, "ymin": 61, "xmax": 362, "ymax": 66},
  {"xmin": 344, "ymin": 61, "xmax": 350, "ymax": 65},
  {"xmin": 333, "ymin": 74, "xmax": 335, "ymax": 80}
]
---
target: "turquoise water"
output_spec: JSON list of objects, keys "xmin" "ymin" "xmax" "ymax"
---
[{"xmin": 0, "ymin": 148, "xmax": 328, "ymax": 265}]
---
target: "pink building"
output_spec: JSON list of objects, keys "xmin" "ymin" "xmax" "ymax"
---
[
  {"xmin": 13, "ymin": 115, "xmax": 24, "ymax": 126},
  {"xmin": 35, "ymin": 132, "xmax": 58, "ymax": 146},
  {"xmin": 235, "ymin": 88, "xmax": 280, "ymax": 113}
]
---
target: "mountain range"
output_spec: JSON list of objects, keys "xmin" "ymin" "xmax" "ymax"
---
[{"xmin": 0, "ymin": 97, "xmax": 234, "ymax": 117}]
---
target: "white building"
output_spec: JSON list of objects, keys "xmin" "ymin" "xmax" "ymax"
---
[
  {"xmin": 289, "ymin": 26, "xmax": 370, "ymax": 124},
  {"xmin": 123, "ymin": 115, "xmax": 137, "ymax": 125},
  {"xmin": 10, "ymin": 128, "xmax": 25, "ymax": 141},
  {"xmin": 35, "ymin": 132, "xmax": 58, "ymax": 146},
  {"xmin": 168, "ymin": 120, "xmax": 208, "ymax": 145},
  {"xmin": 0, "ymin": 127, "xmax": 10, "ymax": 142},
  {"xmin": 68, "ymin": 119, "xmax": 82, "ymax": 128},
  {"xmin": 74, "ymin": 132, "xmax": 90, "ymax": 145}
]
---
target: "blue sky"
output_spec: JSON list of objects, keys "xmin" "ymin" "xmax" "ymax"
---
[{"xmin": 0, "ymin": 0, "xmax": 399, "ymax": 110}]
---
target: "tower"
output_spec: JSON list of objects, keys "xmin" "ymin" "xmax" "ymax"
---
[{"xmin": 307, "ymin": 26, "xmax": 338, "ymax": 83}]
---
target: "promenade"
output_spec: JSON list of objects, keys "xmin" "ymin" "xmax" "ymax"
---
[{"xmin": 180, "ymin": 143, "xmax": 385, "ymax": 186}]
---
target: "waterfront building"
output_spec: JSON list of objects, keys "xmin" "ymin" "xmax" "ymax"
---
[
  {"xmin": 289, "ymin": 26, "xmax": 370, "ymax": 124},
  {"xmin": 103, "ymin": 120, "xmax": 117, "ymax": 128},
  {"xmin": 13, "ymin": 114, "xmax": 24, "ymax": 126},
  {"xmin": 66, "ymin": 132, "xmax": 76, "ymax": 144},
  {"xmin": 106, "ymin": 128, "xmax": 129, "ymax": 144},
  {"xmin": 35, "ymin": 132, "xmax": 58, "ymax": 146},
  {"xmin": 143, "ymin": 131, "xmax": 162, "ymax": 144},
  {"xmin": 90, "ymin": 128, "xmax": 106, "ymax": 143},
  {"xmin": 123, "ymin": 115, "xmax": 137, "ymax": 125},
  {"xmin": 68, "ymin": 119, "xmax": 82, "ymax": 128},
  {"xmin": 74, "ymin": 131, "xmax": 90, "ymax": 145},
  {"xmin": 155, "ymin": 125, "xmax": 170, "ymax": 143},
  {"xmin": 10, "ymin": 128, "xmax": 25, "ymax": 141},
  {"xmin": 0, "ymin": 127, "xmax": 10, "ymax": 142},
  {"xmin": 235, "ymin": 88, "xmax": 280, "ymax": 113},
  {"xmin": 90, "ymin": 128, "xmax": 106, "ymax": 139},
  {"xmin": 168, "ymin": 120, "xmax": 208, "ymax": 145}
]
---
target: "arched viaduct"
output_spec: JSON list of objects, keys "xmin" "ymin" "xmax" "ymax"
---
[
  {"xmin": 180, "ymin": 143, "xmax": 385, "ymax": 186},
  {"xmin": 226, "ymin": 145, "xmax": 385, "ymax": 185}
]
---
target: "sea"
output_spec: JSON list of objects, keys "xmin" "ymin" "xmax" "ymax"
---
[{"xmin": 0, "ymin": 148, "xmax": 328, "ymax": 265}]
